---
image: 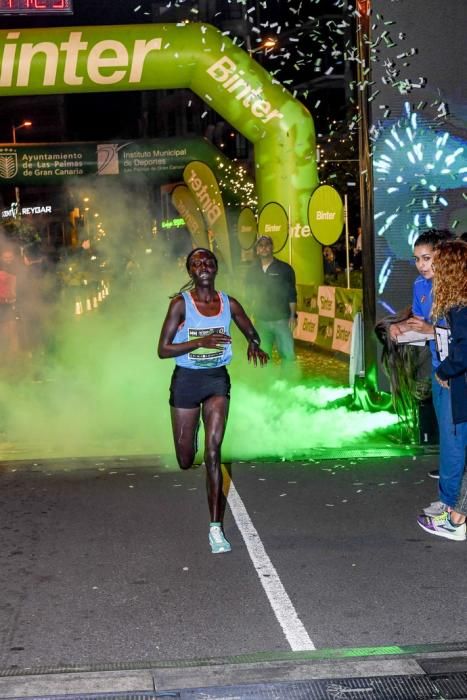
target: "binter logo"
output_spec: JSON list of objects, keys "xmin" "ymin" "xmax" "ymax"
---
[
  {"xmin": 335, "ymin": 324, "xmax": 351, "ymax": 342},
  {"xmin": 316, "ymin": 210, "xmax": 336, "ymax": 220},
  {"xmin": 186, "ymin": 169, "xmax": 222, "ymax": 226},
  {"xmin": 174, "ymin": 198, "xmax": 202, "ymax": 236},
  {"xmin": 0, "ymin": 31, "xmax": 162, "ymax": 88},
  {"xmin": 206, "ymin": 56, "xmax": 284, "ymax": 124}
]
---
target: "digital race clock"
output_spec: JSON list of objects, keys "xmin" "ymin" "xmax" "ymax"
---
[{"xmin": 0, "ymin": 0, "xmax": 73, "ymax": 14}]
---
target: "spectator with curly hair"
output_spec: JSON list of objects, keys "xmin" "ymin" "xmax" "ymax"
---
[{"xmin": 417, "ymin": 238, "xmax": 467, "ymax": 541}]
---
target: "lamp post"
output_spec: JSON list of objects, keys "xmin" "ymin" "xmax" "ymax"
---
[
  {"xmin": 250, "ymin": 37, "xmax": 278, "ymax": 55},
  {"xmin": 12, "ymin": 120, "xmax": 32, "ymax": 144},
  {"xmin": 11, "ymin": 120, "xmax": 32, "ymax": 211}
]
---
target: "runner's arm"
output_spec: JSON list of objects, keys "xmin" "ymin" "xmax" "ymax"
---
[{"xmin": 229, "ymin": 296, "xmax": 269, "ymax": 365}]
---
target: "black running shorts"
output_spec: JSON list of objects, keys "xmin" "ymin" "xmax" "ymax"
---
[{"xmin": 169, "ymin": 365, "xmax": 231, "ymax": 409}]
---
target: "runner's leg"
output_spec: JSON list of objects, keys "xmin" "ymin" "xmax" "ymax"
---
[
  {"xmin": 201, "ymin": 395, "xmax": 229, "ymax": 522},
  {"xmin": 170, "ymin": 406, "xmax": 201, "ymax": 470}
]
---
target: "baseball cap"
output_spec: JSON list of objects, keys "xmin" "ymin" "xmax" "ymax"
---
[{"xmin": 255, "ymin": 235, "xmax": 273, "ymax": 247}]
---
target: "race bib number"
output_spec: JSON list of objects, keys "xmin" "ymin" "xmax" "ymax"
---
[{"xmin": 188, "ymin": 326, "xmax": 225, "ymax": 366}]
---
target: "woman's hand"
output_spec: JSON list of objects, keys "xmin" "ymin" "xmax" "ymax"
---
[
  {"xmin": 406, "ymin": 316, "xmax": 433, "ymax": 334},
  {"xmin": 389, "ymin": 323, "xmax": 403, "ymax": 340},
  {"xmin": 196, "ymin": 332, "xmax": 231, "ymax": 350},
  {"xmin": 193, "ymin": 333, "xmax": 232, "ymax": 350},
  {"xmin": 247, "ymin": 341, "xmax": 269, "ymax": 366},
  {"xmin": 435, "ymin": 372, "xmax": 449, "ymax": 389}
]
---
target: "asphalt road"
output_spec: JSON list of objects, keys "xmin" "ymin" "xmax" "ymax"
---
[{"xmin": 1, "ymin": 452, "xmax": 466, "ymax": 673}]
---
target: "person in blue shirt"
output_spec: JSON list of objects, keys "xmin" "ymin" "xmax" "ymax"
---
[
  {"xmin": 390, "ymin": 230, "xmax": 462, "ymax": 516},
  {"xmin": 417, "ymin": 238, "xmax": 467, "ymax": 541},
  {"xmin": 158, "ymin": 248, "xmax": 268, "ymax": 554}
]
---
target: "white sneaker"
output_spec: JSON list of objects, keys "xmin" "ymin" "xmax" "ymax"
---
[
  {"xmin": 209, "ymin": 525, "xmax": 231, "ymax": 554},
  {"xmin": 417, "ymin": 512, "xmax": 466, "ymax": 542}
]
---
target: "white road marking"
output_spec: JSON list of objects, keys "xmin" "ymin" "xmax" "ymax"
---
[{"xmin": 225, "ymin": 475, "xmax": 316, "ymax": 651}]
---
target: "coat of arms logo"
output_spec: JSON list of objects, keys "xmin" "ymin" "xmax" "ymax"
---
[{"xmin": 0, "ymin": 150, "xmax": 18, "ymax": 180}]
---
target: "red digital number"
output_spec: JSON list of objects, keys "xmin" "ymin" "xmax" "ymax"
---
[{"xmin": 0, "ymin": 0, "xmax": 71, "ymax": 14}]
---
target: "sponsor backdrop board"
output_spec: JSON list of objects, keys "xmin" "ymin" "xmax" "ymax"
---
[{"xmin": 295, "ymin": 285, "xmax": 362, "ymax": 356}]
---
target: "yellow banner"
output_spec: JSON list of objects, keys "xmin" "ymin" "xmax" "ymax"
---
[
  {"xmin": 183, "ymin": 161, "xmax": 232, "ymax": 272},
  {"xmin": 171, "ymin": 185, "xmax": 209, "ymax": 249}
]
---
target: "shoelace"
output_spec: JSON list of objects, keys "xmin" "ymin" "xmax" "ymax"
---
[{"xmin": 210, "ymin": 526, "xmax": 224, "ymax": 543}]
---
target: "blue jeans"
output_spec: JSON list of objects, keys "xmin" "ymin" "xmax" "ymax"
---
[
  {"xmin": 431, "ymin": 374, "xmax": 467, "ymax": 508},
  {"xmin": 256, "ymin": 318, "xmax": 296, "ymax": 362}
]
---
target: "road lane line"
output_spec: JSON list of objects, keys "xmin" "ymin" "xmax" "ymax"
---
[{"xmin": 223, "ymin": 469, "xmax": 316, "ymax": 651}]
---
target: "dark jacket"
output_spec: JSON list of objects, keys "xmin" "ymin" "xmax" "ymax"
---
[
  {"xmin": 436, "ymin": 306, "xmax": 467, "ymax": 424},
  {"xmin": 246, "ymin": 257, "xmax": 297, "ymax": 322}
]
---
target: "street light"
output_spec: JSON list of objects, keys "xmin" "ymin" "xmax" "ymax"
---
[
  {"xmin": 11, "ymin": 120, "xmax": 32, "ymax": 209},
  {"xmin": 12, "ymin": 120, "xmax": 32, "ymax": 143},
  {"xmin": 250, "ymin": 37, "xmax": 278, "ymax": 55}
]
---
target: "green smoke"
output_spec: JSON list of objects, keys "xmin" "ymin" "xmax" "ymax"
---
[{"xmin": 0, "ymin": 181, "xmax": 396, "ymax": 463}]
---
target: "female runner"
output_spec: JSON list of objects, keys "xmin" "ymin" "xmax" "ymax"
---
[{"xmin": 158, "ymin": 248, "xmax": 268, "ymax": 553}]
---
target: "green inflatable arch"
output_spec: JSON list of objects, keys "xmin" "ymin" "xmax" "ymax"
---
[{"xmin": 0, "ymin": 22, "xmax": 321, "ymax": 283}]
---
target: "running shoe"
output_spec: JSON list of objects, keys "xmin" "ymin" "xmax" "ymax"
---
[
  {"xmin": 209, "ymin": 525, "xmax": 231, "ymax": 554},
  {"xmin": 422, "ymin": 500, "xmax": 449, "ymax": 516},
  {"xmin": 427, "ymin": 469, "xmax": 439, "ymax": 479},
  {"xmin": 417, "ymin": 512, "xmax": 466, "ymax": 542}
]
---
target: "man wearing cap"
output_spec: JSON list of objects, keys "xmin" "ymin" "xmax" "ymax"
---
[{"xmin": 245, "ymin": 235, "xmax": 297, "ymax": 366}]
